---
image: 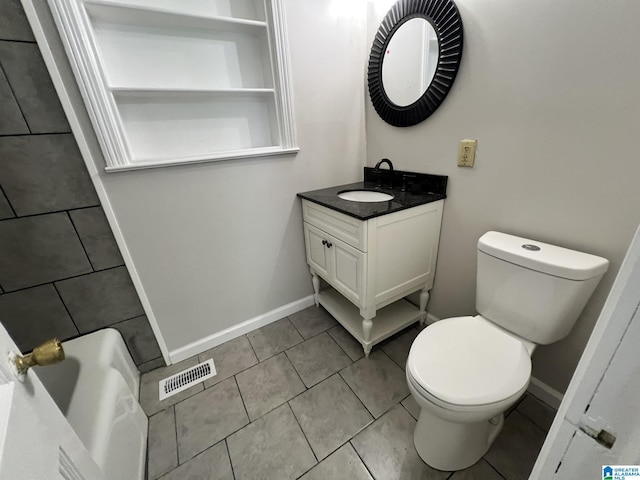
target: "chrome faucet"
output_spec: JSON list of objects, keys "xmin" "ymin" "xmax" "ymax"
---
[{"xmin": 374, "ymin": 158, "xmax": 394, "ymax": 189}]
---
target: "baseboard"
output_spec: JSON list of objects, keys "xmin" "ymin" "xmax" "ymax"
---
[
  {"xmin": 169, "ymin": 295, "xmax": 316, "ymax": 363},
  {"xmin": 527, "ymin": 376, "xmax": 564, "ymax": 409}
]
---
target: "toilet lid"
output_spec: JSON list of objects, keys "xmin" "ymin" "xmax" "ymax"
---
[{"xmin": 407, "ymin": 316, "xmax": 531, "ymax": 406}]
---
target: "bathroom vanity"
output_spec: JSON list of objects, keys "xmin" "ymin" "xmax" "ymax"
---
[{"xmin": 298, "ymin": 169, "xmax": 447, "ymax": 356}]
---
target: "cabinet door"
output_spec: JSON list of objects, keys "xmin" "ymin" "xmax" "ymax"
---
[
  {"xmin": 304, "ymin": 223, "xmax": 330, "ymax": 278},
  {"xmin": 330, "ymin": 237, "xmax": 365, "ymax": 308}
]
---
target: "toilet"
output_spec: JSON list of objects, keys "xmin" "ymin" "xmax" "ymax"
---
[{"xmin": 406, "ymin": 231, "xmax": 609, "ymax": 471}]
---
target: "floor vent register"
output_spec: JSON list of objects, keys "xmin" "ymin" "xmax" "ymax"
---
[{"xmin": 158, "ymin": 359, "xmax": 216, "ymax": 401}]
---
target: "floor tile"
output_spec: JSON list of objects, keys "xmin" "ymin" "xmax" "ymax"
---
[
  {"xmin": 235, "ymin": 353, "xmax": 305, "ymax": 421},
  {"xmin": 70, "ymin": 207, "xmax": 124, "ymax": 270},
  {"xmin": 485, "ymin": 411, "xmax": 547, "ymax": 480},
  {"xmin": 0, "ymin": 213, "xmax": 92, "ymax": 291},
  {"xmin": 139, "ymin": 357, "xmax": 204, "ymax": 416},
  {"xmin": 0, "ymin": 0, "xmax": 35, "ymax": 41},
  {"xmin": 401, "ymin": 394, "xmax": 421, "ymax": 420},
  {"xmin": 198, "ymin": 335, "xmax": 258, "ymax": 388},
  {"xmin": 159, "ymin": 441, "xmax": 233, "ymax": 480},
  {"xmin": 246, "ymin": 317, "xmax": 303, "ymax": 361},
  {"xmin": 0, "ymin": 42, "xmax": 69, "ymax": 133},
  {"xmin": 0, "ymin": 66, "xmax": 28, "ymax": 135},
  {"xmin": 351, "ymin": 404, "xmax": 448, "ymax": 480},
  {"xmin": 138, "ymin": 357, "xmax": 166, "ymax": 374},
  {"xmin": 0, "ymin": 284, "xmax": 78, "ymax": 352},
  {"xmin": 381, "ymin": 327, "xmax": 419, "ymax": 370},
  {"xmin": 299, "ymin": 443, "xmax": 373, "ymax": 480},
  {"xmin": 0, "ymin": 135, "xmax": 97, "ymax": 216},
  {"xmin": 286, "ymin": 332, "xmax": 352, "ymax": 387},
  {"xmin": 0, "ymin": 190, "xmax": 14, "ymax": 220},
  {"xmin": 175, "ymin": 377, "xmax": 249, "ymax": 463},
  {"xmin": 328, "ymin": 325, "xmax": 364, "ymax": 361},
  {"xmin": 227, "ymin": 404, "xmax": 316, "ymax": 480},
  {"xmin": 56, "ymin": 267, "xmax": 145, "ymax": 333},
  {"xmin": 147, "ymin": 407, "xmax": 178, "ymax": 480},
  {"xmin": 289, "ymin": 374, "xmax": 372, "ymax": 460},
  {"xmin": 449, "ymin": 459, "xmax": 505, "ymax": 480},
  {"xmin": 113, "ymin": 315, "xmax": 162, "ymax": 365},
  {"xmin": 516, "ymin": 394, "xmax": 557, "ymax": 432},
  {"xmin": 340, "ymin": 350, "xmax": 409, "ymax": 418},
  {"xmin": 289, "ymin": 306, "xmax": 337, "ymax": 339}
]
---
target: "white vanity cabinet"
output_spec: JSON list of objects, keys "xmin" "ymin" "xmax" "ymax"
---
[{"xmin": 301, "ymin": 198, "xmax": 444, "ymax": 356}]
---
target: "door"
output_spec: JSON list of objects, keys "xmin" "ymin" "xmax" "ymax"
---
[
  {"xmin": 304, "ymin": 223, "xmax": 330, "ymax": 278},
  {"xmin": 531, "ymin": 225, "xmax": 640, "ymax": 479},
  {"xmin": 0, "ymin": 323, "xmax": 103, "ymax": 479},
  {"xmin": 331, "ymin": 236, "xmax": 365, "ymax": 307}
]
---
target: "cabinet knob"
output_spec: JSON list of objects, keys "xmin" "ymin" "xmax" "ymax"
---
[
  {"xmin": 322, "ymin": 240, "xmax": 327, "ymax": 246},
  {"xmin": 326, "ymin": 242, "xmax": 333, "ymax": 248}
]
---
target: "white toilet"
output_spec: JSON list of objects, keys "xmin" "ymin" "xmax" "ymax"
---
[{"xmin": 406, "ymin": 231, "xmax": 609, "ymax": 471}]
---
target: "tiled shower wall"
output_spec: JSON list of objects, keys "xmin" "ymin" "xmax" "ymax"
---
[{"xmin": 0, "ymin": 0, "xmax": 164, "ymax": 372}]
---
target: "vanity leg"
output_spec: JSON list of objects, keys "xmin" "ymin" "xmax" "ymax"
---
[
  {"xmin": 419, "ymin": 289, "xmax": 430, "ymax": 326},
  {"xmin": 362, "ymin": 317, "xmax": 373, "ymax": 357},
  {"xmin": 311, "ymin": 269, "xmax": 320, "ymax": 307}
]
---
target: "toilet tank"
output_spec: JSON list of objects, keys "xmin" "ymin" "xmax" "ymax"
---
[{"xmin": 475, "ymin": 231, "xmax": 609, "ymax": 345}]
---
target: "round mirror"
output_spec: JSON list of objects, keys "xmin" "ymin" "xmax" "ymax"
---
[
  {"xmin": 368, "ymin": 0, "xmax": 463, "ymax": 127},
  {"xmin": 382, "ymin": 18, "xmax": 439, "ymax": 107}
]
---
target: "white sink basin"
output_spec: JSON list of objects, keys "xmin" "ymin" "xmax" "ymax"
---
[{"xmin": 338, "ymin": 190, "xmax": 394, "ymax": 202}]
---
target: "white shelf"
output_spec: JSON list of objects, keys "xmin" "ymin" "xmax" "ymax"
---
[
  {"xmin": 49, "ymin": 0, "xmax": 297, "ymax": 170},
  {"xmin": 90, "ymin": 4, "xmax": 272, "ymax": 91},
  {"xmin": 87, "ymin": 0, "xmax": 266, "ymax": 22},
  {"xmin": 110, "ymin": 87, "xmax": 275, "ymax": 97},
  {"xmin": 85, "ymin": 1, "xmax": 267, "ymax": 33},
  {"xmin": 114, "ymin": 91, "xmax": 279, "ymax": 162},
  {"xmin": 318, "ymin": 289, "xmax": 421, "ymax": 350},
  {"xmin": 104, "ymin": 146, "xmax": 300, "ymax": 172}
]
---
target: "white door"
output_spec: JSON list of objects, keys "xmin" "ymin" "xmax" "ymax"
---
[
  {"xmin": 331, "ymin": 237, "xmax": 365, "ymax": 307},
  {"xmin": 531, "ymin": 225, "xmax": 640, "ymax": 479},
  {"xmin": 0, "ymin": 323, "xmax": 103, "ymax": 480}
]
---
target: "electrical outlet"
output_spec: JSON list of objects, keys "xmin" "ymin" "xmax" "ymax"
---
[{"xmin": 458, "ymin": 139, "xmax": 477, "ymax": 167}]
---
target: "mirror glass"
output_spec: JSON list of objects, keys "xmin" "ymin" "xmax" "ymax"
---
[{"xmin": 381, "ymin": 18, "xmax": 439, "ymax": 107}]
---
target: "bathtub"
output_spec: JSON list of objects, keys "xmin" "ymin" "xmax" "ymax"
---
[{"xmin": 35, "ymin": 328, "xmax": 148, "ymax": 480}]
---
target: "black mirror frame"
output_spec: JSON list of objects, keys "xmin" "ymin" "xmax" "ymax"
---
[{"xmin": 368, "ymin": 0, "xmax": 464, "ymax": 127}]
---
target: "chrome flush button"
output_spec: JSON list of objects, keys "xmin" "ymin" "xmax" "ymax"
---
[{"xmin": 522, "ymin": 244, "xmax": 541, "ymax": 251}]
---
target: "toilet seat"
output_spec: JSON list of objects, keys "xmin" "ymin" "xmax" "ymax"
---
[{"xmin": 407, "ymin": 316, "xmax": 531, "ymax": 407}]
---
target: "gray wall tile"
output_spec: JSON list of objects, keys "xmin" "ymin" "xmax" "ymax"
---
[
  {"xmin": 0, "ymin": 189, "xmax": 15, "ymax": 220},
  {"xmin": 0, "ymin": 41, "xmax": 69, "ymax": 133},
  {"xmin": 0, "ymin": 0, "xmax": 35, "ymax": 41},
  {"xmin": 113, "ymin": 314, "xmax": 161, "ymax": 365},
  {"xmin": 0, "ymin": 134, "xmax": 99, "ymax": 216},
  {"xmin": 69, "ymin": 207, "xmax": 123, "ymax": 270},
  {"xmin": 56, "ymin": 267, "xmax": 144, "ymax": 333},
  {"xmin": 0, "ymin": 213, "xmax": 92, "ymax": 291},
  {"xmin": 0, "ymin": 66, "xmax": 28, "ymax": 135},
  {"xmin": 0, "ymin": 284, "xmax": 78, "ymax": 352}
]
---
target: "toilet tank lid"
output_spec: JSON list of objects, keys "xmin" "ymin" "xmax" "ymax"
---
[{"xmin": 478, "ymin": 231, "xmax": 609, "ymax": 280}]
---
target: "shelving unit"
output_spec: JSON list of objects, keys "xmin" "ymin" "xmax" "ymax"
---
[
  {"xmin": 318, "ymin": 289, "xmax": 422, "ymax": 354},
  {"xmin": 48, "ymin": 0, "xmax": 297, "ymax": 171}
]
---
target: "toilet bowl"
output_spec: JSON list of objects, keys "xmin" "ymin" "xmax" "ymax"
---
[
  {"xmin": 406, "ymin": 231, "xmax": 609, "ymax": 471},
  {"xmin": 406, "ymin": 316, "xmax": 532, "ymax": 470}
]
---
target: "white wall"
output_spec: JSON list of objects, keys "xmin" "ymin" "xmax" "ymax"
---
[
  {"xmin": 31, "ymin": 0, "xmax": 367, "ymax": 359},
  {"xmin": 367, "ymin": 0, "xmax": 640, "ymax": 393}
]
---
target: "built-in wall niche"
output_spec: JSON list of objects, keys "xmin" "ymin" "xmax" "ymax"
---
[{"xmin": 48, "ymin": 0, "xmax": 297, "ymax": 171}]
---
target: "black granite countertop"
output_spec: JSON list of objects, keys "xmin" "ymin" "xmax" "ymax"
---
[{"xmin": 297, "ymin": 169, "xmax": 447, "ymax": 220}]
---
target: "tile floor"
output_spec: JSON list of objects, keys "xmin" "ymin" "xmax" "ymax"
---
[{"xmin": 143, "ymin": 306, "xmax": 556, "ymax": 480}]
